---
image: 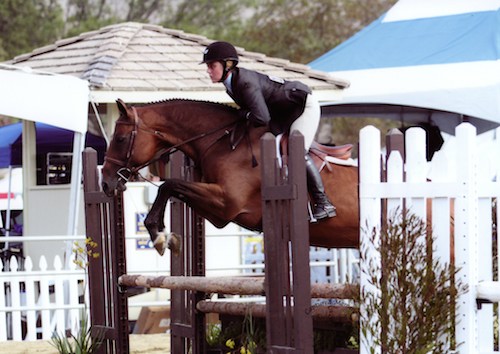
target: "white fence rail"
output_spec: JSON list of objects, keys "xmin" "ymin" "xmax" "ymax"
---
[
  {"xmin": 359, "ymin": 123, "xmax": 499, "ymax": 354},
  {"xmin": 0, "ymin": 253, "xmax": 86, "ymax": 341}
]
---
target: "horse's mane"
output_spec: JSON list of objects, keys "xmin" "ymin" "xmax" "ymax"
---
[{"xmin": 136, "ymin": 98, "xmax": 239, "ymax": 115}]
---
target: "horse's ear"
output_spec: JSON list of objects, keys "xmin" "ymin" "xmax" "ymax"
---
[{"xmin": 116, "ymin": 99, "xmax": 129, "ymax": 117}]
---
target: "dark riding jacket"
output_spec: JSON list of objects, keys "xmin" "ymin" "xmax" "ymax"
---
[{"xmin": 225, "ymin": 67, "xmax": 312, "ymax": 135}]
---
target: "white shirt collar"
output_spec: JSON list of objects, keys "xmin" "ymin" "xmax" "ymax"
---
[{"xmin": 223, "ymin": 72, "xmax": 233, "ymax": 93}]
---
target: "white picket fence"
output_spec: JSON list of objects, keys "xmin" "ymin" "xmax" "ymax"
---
[
  {"xmin": 242, "ymin": 239, "xmax": 359, "ymax": 284},
  {"xmin": 359, "ymin": 122, "xmax": 500, "ymax": 354},
  {"xmin": 0, "ymin": 253, "xmax": 86, "ymax": 341}
]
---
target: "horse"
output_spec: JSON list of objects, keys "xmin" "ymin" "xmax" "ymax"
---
[{"xmin": 101, "ymin": 99, "xmax": 360, "ymax": 255}]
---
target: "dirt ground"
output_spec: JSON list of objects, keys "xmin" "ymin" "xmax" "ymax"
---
[{"xmin": 0, "ymin": 333, "xmax": 170, "ymax": 354}]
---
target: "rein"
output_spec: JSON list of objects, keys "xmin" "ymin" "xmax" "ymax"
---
[{"xmin": 105, "ymin": 106, "xmax": 239, "ymax": 182}]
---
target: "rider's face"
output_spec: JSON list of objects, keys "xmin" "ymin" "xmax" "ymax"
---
[{"xmin": 206, "ymin": 61, "xmax": 224, "ymax": 83}]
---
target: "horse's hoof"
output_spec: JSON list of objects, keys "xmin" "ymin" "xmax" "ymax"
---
[
  {"xmin": 167, "ymin": 232, "xmax": 181, "ymax": 256},
  {"xmin": 153, "ymin": 232, "xmax": 166, "ymax": 256}
]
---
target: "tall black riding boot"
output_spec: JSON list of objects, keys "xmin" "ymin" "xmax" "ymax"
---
[{"xmin": 305, "ymin": 154, "xmax": 337, "ymax": 220}]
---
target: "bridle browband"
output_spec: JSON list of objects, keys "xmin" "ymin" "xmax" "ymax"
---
[{"xmin": 104, "ymin": 106, "xmax": 238, "ymax": 182}]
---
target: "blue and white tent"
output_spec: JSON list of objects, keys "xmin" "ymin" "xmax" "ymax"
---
[{"xmin": 310, "ymin": 0, "xmax": 500, "ymax": 134}]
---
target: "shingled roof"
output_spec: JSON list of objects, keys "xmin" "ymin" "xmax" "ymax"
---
[{"xmin": 6, "ymin": 22, "xmax": 348, "ymax": 103}]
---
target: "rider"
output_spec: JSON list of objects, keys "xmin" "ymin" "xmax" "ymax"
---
[{"xmin": 201, "ymin": 41, "xmax": 336, "ymax": 221}]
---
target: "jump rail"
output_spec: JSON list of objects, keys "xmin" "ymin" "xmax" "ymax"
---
[
  {"xmin": 118, "ymin": 274, "xmax": 358, "ymax": 298},
  {"xmin": 196, "ymin": 301, "xmax": 358, "ymax": 323}
]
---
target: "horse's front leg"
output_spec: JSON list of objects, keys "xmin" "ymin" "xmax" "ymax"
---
[
  {"xmin": 144, "ymin": 183, "xmax": 171, "ymax": 255},
  {"xmin": 144, "ymin": 178, "xmax": 229, "ymax": 256}
]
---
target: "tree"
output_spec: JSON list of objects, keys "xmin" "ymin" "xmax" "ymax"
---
[
  {"xmin": 126, "ymin": 0, "xmax": 165, "ymax": 22},
  {"xmin": 160, "ymin": 0, "xmax": 256, "ymax": 40},
  {"xmin": 233, "ymin": 0, "xmax": 397, "ymax": 63},
  {"xmin": 0, "ymin": 0, "xmax": 64, "ymax": 61},
  {"xmin": 64, "ymin": 0, "xmax": 119, "ymax": 37}
]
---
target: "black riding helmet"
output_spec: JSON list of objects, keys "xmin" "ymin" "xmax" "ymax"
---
[{"xmin": 201, "ymin": 41, "xmax": 239, "ymax": 82}]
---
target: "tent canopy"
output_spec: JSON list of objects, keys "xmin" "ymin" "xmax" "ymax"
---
[
  {"xmin": 0, "ymin": 65, "xmax": 90, "ymax": 237},
  {"xmin": 0, "ymin": 122, "xmax": 106, "ymax": 168},
  {"xmin": 0, "ymin": 65, "xmax": 89, "ymax": 133},
  {"xmin": 310, "ymin": 0, "xmax": 500, "ymax": 134}
]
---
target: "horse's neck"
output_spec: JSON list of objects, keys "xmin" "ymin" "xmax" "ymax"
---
[{"xmin": 153, "ymin": 101, "xmax": 236, "ymax": 159}]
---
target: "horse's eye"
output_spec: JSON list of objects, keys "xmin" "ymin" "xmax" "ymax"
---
[{"xmin": 116, "ymin": 135, "xmax": 126, "ymax": 143}]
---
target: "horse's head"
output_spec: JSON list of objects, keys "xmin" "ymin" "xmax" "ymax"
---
[{"xmin": 101, "ymin": 99, "xmax": 159, "ymax": 196}]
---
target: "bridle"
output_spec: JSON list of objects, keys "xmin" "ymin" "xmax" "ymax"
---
[{"xmin": 104, "ymin": 106, "xmax": 238, "ymax": 183}]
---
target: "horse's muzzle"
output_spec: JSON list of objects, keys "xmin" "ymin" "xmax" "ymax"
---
[{"xmin": 102, "ymin": 179, "xmax": 127, "ymax": 197}]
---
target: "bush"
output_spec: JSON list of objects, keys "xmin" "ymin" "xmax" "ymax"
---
[{"xmin": 361, "ymin": 209, "xmax": 467, "ymax": 353}]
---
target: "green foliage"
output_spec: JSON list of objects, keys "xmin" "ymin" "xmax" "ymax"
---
[
  {"xmin": 316, "ymin": 117, "xmax": 401, "ymax": 158},
  {"xmin": 0, "ymin": 0, "xmax": 64, "ymax": 61},
  {"xmin": 361, "ymin": 209, "xmax": 467, "ymax": 353},
  {"xmin": 206, "ymin": 323, "xmax": 223, "ymax": 347},
  {"xmin": 64, "ymin": 0, "xmax": 119, "ymax": 37},
  {"xmin": 161, "ymin": 0, "xmax": 257, "ymax": 41},
  {"xmin": 206, "ymin": 311, "xmax": 266, "ymax": 353},
  {"xmin": 0, "ymin": 0, "xmax": 397, "ymax": 67},
  {"xmin": 51, "ymin": 311, "xmax": 105, "ymax": 354},
  {"xmin": 313, "ymin": 323, "xmax": 359, "ymax": 351},
  {"xmin": 50, "ymin": 237, "xmax": 104, "ymax": 354}
]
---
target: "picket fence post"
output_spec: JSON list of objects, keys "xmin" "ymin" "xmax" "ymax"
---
[
  {"xmin": 24, "ymin": 257, "xmax": 37, "ymax": 341},
  {"xmin": 9, "ymin": 257, "xmax": 22, "ymax": 340},
  {"xmin": 0, "ymin": 258, "xmax": 6, "ymax": 341},
  {"xmin": 359, "ymin": 125, "xmax": 382, "ymax": 354},
  {"xmin": 454, "ymin": 123, "xmax": 479, "ymax": 354}
]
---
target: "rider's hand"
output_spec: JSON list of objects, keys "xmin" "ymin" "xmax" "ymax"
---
[{"xmin": 238, "ymin": 109, "xmax": 251, "ymax": 121}]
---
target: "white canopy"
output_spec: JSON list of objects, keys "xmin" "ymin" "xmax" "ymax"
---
[
  {"xmin": 0, "ymin": 65, "xmax": 89, "ymax": 133},
  {"xmin": 0, "ymin": 64, "xmax": 90, "ymax": 239},
  {"xmin": 311, "ymin": 0, "xmax": 500, "ymax": 134}
]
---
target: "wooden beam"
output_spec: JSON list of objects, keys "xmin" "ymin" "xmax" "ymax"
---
[
  {"xmin": 118, "ymin": 275, "xmax": 358, "ymax": 299},
  {"xmin": 196, "ymin": 300, "xmax": 359, "ymax": 323}
]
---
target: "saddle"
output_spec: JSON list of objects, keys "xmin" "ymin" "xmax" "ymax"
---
[
  {"xmin": 279, "ymin": 134, "xmax": 354, "ymax": 171},
  {"xmin": 308, "ymin": 141, "xmax": 354, "ymax": 172}
]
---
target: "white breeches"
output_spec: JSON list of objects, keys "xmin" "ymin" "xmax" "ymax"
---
[{"xmin": 289, "ymin": 93, "xmax": 320, "ymax": 150}]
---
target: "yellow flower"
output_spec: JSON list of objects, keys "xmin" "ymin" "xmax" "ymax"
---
[{"xmin": 225, "ymin": 339, "xmax": 235, "ymax": 349}]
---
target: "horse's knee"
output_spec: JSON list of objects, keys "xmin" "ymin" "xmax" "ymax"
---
[{"xmin": 144, "ymin": 214, "xmax": 158, "ymax": 232}]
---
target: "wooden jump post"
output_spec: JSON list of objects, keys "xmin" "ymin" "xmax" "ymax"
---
[{"xmin": 83, "ymin": 148, "xmax": 130, "ymax": 354}]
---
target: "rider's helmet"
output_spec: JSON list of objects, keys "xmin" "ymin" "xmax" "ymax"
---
[
  {"xmin": 201, "ymin": 41, "xmax": 239, "ymax": 65},
  {"xmin": 201, "ymin": 41, "xmax": 239, "ymax": 82}
]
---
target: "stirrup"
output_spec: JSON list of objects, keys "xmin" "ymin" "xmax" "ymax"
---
[{"xmin": 313, "ymin": 203, "xmax": 337, "ymax": 221}]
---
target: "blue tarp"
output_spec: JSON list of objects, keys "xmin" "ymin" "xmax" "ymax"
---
[
  {"xmin": 310, "ymin": 10, "xmax": 500, "ymax": 72},
  {"xmin": 0, "ymin": 122, "xmax": 106, "ymax": 168}
]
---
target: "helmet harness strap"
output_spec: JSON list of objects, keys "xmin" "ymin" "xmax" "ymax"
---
[{"xmin": 220, "ymin": 60, "xmax": 234, "ymax": 82}]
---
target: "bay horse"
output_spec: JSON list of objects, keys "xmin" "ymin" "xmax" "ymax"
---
[{"xmin": 101, "ymin": 99, "xmax": 359, "ymax": 255}]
